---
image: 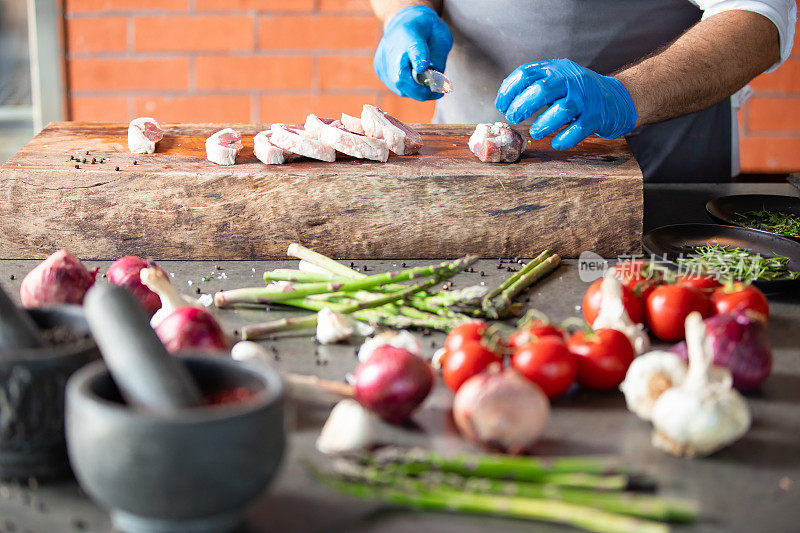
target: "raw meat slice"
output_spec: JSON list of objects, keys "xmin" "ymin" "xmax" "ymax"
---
[
  {"xmin": 304, "ymin": 114, "xmax": 389, "ymax": 162},
  {"xmin": 340, "ymin": 113, "xmax": 365, "ymax": 135},
  {"xmin": 270, "ymin": 123, "xmax": 336, "ymax": 162},
  {"xmin": 360, "ymin": 104, "xmax": 423, "ymax": 156},
  {"xmin": 253, "ymin": 130, "xmax": 302, "ymax": 165},
  {"xmin": 205, "ymin": 128, "xmax": 243, "ymax": 166},
  {"xmin": 128, "ymin": 117, "xmax": 163, "ymax": 154},
  {"xmin": 468, "ymin": 122, "xmax": 525, "ymax": 163}
]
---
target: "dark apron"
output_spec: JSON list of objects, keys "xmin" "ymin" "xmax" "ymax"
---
[{"xmin": 434, "ymin": 0, "xmax": 732, "ymax": 182}]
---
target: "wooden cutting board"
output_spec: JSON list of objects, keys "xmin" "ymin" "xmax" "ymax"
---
[{"xmin": 0, "ymin": 122, "xmax": 642, "ymax": 260}]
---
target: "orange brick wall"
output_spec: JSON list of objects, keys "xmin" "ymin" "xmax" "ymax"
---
[{"xmin": 64, "ymin": 2, "xmax": 798, "ymax": 173}]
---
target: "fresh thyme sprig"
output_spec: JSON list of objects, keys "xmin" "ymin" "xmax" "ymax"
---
[{"xmin": 677, "ymin": 244, "xmax": 800, "ymax": 282}]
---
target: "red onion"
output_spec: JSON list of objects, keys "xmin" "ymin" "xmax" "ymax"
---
[
  {"xmin": 453, "ymin": 365, "xmax": 550, "ymax": 455},
  {"xmin": 154, "ymin": 307, "xmax": 228, "ymax": 354},
  {"xmin": 672, "ymin": 310, "xmax": 772, "ymax": 391},
  {"xmin": 20, "ymin": 249, "xmax": 98, "ymax": 308},
  {"xmin": 354, "ymin": 345, "xmax": 433, "ymax": 423},
  {"xmin": 106, "ymin": 256, "xmax": 165, "ymax": 316}
]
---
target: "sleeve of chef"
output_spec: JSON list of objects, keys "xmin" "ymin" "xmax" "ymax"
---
[{"xmin": 687, "ymin": 0, "xmax": 797, "ymax": 73}]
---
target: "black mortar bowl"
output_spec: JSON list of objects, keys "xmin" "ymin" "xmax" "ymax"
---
[
  {"xmin": 0, "ymin": 305, "xmax": 99, "ymax": 481},
  {"xmin": 66, "ymin": 355, "xmax": 285, "ymax": 533}
]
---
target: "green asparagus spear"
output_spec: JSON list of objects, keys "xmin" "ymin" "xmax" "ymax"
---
[{"xmin": 484, "ymin": 254, "xmax": 562, "ymax": 319}]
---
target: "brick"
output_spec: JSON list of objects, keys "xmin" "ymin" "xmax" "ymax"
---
[
  {"xmin": 134, "ymin": 16, "xmax": 254, "ymax": 52},
  {"xmin": 196, "ymin": 0, "xmax": 313, "ymax": 9},
  {"xmin": 259, "ymin": 15, "xmax": 380, "ymax": 49},
  {"xmin": 68, "ymin": 58, "xmax": 189, "ymax": 91},
  {"xmin": 319, "ymin": 0, "xmax": 373, "ymax": 11},
  {"xmin": 135, "ymin": 95, "xmax": 251, "ymax": 123},
  {"xmin": 740, "ymin": 136, "xmax": 800, "ymax": 172},
  {"xmin": 750, "ymin": 60, "xmax": 800, "ymax": 93},
  {"xmin": 69, "ymin": 96, "xmax": 129, "ymax": 121},
  {"xmin": 747, "ymin": 98, "xmax": 800, "ymax": 132},
  {"xmin": 259, "ymin": 94, "xmax": 377, "ymax": 123},
  {"xmin": 196, "ymin": 56, "xmax": 312, "ymax": 90},
  {"xmin": 378, "ymin": 93, "xmax": 436, "ymax": 123},
  {"xmin": 319, "ymin": 55, "xmax": 382, "ymax": 90},
  {"xmin": 65, "ymin": 0, "xmax": 188, "ymax": 12},
  {"xmin": 66, "ymin": 17, "xmax": 127, "ymax": 53}
]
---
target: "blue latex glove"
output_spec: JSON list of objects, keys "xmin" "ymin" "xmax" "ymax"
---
[
  {"xmin": 373, "ymin": 5, "xmax": 453, "ymax": 102},
  {"xmin": 495, "ymin": 59, "xmax": 637, "ymax": 150}
]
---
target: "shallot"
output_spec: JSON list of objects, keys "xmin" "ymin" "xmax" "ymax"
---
[
  {"xmin": 106, "ymin": 256, "xmax": 165, "ymax": 316},
  {"xmin": 671, "ymin": 309, "xmax": 772, "ymax": 391},
  {"xmin": 452, "ymin": 365, "xmax": 550, "ymax": 455},
  {"xmin": 155, "ymin": 307, "xmax": 228, "ymax": 354},
  {"xmin": 354, "ymin": 345, "xmax": 433, "ymax": 423},
  {"xmin": 20, "ymin": 249, "xmax": 98, "ymax": 308}
]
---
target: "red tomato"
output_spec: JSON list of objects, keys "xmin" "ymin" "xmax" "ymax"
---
[
  {"xmin": 612, "ymin": 259, "xmax": 664, "ymax": 300},
  {"xmin": 441, "ymin": 341, "xmax": 500, "ymax": 392},
  {"xmin": 511, "ymin": 337, "xmax": 577, "ymax": 398},
  {"xmin": 645, "ymin": 285, "xmax": 711, "ymax": 341},
  {"xmin": 508, "ymin": 321, "xmax": 566, "ymax": 348},
  {"xmin": 677, "ymin": 274, "xmax": 723, "ymax": 294},
  {"xmin": 444, "ymin": 321, "xmax": 488, "ymax": 353},
  {"xmin": 582, "ymin": 279, "xmax": 645, "ymax": 325},
  {"xmin": 711, "ymin": 283, "xmax": 769, "ymax": 320},
  {"xmin": 567, "ymin": 329, "xmax": 635, "ymax": 390}
]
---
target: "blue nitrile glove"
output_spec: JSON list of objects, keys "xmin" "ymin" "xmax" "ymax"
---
[
  {"xmin": 495, "ymin": 59, "xmax": 637, "ymax": 150},
  {"xmin": 373, "ymin": 5, "xmax": 453, "ymax": 102}
]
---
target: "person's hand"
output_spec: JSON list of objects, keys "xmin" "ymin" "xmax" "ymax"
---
[
  {"xmin": 373, "ymin": 5, "xmax": 453, "ymax": 102},
  {"xmin": 495, "ymin": 59, "xmax": 637, "ymax": 150}
]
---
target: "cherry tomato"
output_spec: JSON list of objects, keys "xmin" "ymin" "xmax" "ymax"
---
[
  {"xmin": 444, "ymin": 321, "xmax": 488, "ymax": 353},
  {"xmin": 511, "ymin": 337, "xmax": 577, "ymax": 397},
  {"xmin": 676, "ymin": 274, "xmax": 723, "ymax": 294},
  {"xmin": 567, "ymin": 329, "xmax": 634, "ymax": 390},
  {"xmin": 711, "ymin": 283, "xmax": 769, "ymax": 320},
  {"xmin": 508, "ymin": 321, "xmax": 566, "ymax": 348},
  {"xmin": 582, "ymin": 278, "xmax": 645, "ymax": 325},
  {"xmin": 441, "ymin": 341, "xmax": 500, "ymax": 392},
  {"xmin": 612, "ymin": 259, "xmax": 664, "ymax": 300},
  {"xmin": 645, "ymin": 285, "xmax": 711, "ymax": 341}
]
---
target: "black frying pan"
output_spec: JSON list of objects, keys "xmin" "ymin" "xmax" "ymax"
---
[
  {"xmin": 706, "ymin": 194, "xmax": 800, "ymax": 242},
  {"xmin": 642, "ymin": 223, "xmax": 800, "ymax": 293}
]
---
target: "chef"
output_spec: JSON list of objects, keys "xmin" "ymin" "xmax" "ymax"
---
[{"xmin": 369, "ymin": 1, "xmax": 796, "ymax": 181}]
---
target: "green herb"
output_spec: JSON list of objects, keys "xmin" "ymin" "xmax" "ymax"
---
[
  {"xmin": 677, "ymin": 244, "xmax": 800, "ymax": 282},
  {"xmin": 734, "ymin": 210, "xmax": 800, "ymax": 237},
  {"xmin": 201, "ymin": 275, "xmax": 212, "ymax": 282}
]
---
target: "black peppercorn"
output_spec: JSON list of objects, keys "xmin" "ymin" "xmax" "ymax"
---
[
  {"xmin": 9, "ymin": 274, "xmax": 14, "ymax": 280},
  {"xmin": 74, "ymin": 164, "xmax": 80, "ymax": 169},
  {"xmin": 115, "ymin": 166, "xmax": 120, "ymax": 171}
]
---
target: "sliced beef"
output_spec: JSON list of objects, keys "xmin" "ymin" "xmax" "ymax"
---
[
  {"xmin": 270, "ymin": 123, "xmax": 336, "ymax": 162},
  {"xmin": 360, "ymin": 104, "xmax": 423, "ymax": 156},
  {"xmin": 254, "ymin": 130, "xmax": 302, "ymax": 165},
  {"xmin": 128, "ymin": 117, "xmax": 164, "ymax": 154},
  {"xmin": 205, "ymin": 128, "xmax": 243, "ymax": 166},
  {"xmin": 468, "ymin": 122, "xmax": 525, "ymax": 163},
  {"xmin": 304, "ymin": 114, "xmax": 389, "ymax": 162}
]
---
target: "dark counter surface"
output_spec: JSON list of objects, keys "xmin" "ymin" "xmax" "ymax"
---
[{"xmin": 1, "ymin": 181, "xmax": 799, "ymax": 532}]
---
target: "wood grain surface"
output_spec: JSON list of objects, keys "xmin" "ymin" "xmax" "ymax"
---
[{"xmin": 0, "ymin": 122, "xmax": 642, "ymax": 260}]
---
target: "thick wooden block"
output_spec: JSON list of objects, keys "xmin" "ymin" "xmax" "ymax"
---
[{"xmin": 0, "ymin": 123, "xmax": 642, "ymax": 260}]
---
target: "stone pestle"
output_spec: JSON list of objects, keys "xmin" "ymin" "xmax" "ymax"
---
[
  {"xmin": 83, "ymin": 284, "xmax": 204, "ymax": 412},
  {"xmin": 0, "ymin": 284, "xmax": 46, "ymax": 352}
]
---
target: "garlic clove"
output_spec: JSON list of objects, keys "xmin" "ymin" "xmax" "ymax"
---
[
  {"xmin": 316, "ymin": 307, "xmax": 355, "ymax": 344},
  {"xmin": 619, "ymin": 350, "xmax": 687, "ymax": 421},
  {"xmin": 357, "ymin": 330, "xmax": 423, "ymax": 362},
  {"xmin": 231, "ymin": 340, "xmax": 271, "ymax": 361}
]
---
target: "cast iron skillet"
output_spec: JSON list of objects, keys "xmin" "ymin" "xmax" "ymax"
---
[
  {"xmin": 642, "ymin": 223, "xmax": 800, "ymax": 293},
  {"xmin": 706, "ymin": 194, "xmax": 800, "ymax": 243}
]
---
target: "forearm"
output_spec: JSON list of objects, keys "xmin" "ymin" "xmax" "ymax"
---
[
  {"xmin": 370, "ymin": 0, "xmax": 442, "ymax": 25},
  {"xmin": 615, "ymin": 10, "xmax": 780, "ymax": 128}
]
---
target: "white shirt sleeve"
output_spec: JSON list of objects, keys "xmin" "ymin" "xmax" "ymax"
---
[{"xmin": 688, "ymin": 0, "xmax": 797, "ymax": 72}]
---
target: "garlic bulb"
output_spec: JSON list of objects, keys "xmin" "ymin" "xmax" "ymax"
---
[
  {"xmin": 650, "ymin": 312, "xmax": 751, "ymax": 458},
  {"xmin": 619, "ymin": 351, "xmax": 687, "ymax": 421},
  {"xmin": 316, "ymin": 307, "xmax": 355, "ymax": 344},
  {"xmin": 591, "ymin": 272, "xmax": 650, "ymax": 355},
  {"xmin": 357, "ymin": 330, "xmax": 423, "ymax": 362}
]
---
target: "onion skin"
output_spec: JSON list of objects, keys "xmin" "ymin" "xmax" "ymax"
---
[
  {"xmin": 672, "ymin": 310, "xmax": 772, "ymax": 391},
  {"xmin": 453, "ymin": 365, "xmax": 550, "ymax": 455},
  {"xmin": 154, "ymin": 307, "xmax": 228, "ymax": 354},
  {"xmin": 107, "ymin": 256, "xmax": 165, "ymax": 316},
  {"xmin": 354, "ymin": 345, "xmax": 433, "ymax": 424},
  {"xmin": 20, "ymin": 249, "xmax": 98, "ymax": 308}
]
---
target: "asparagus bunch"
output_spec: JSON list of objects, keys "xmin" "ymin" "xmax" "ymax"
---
[{"xmin": 307, "ymin": 451, "xmax": 698, "ymax": 533}]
